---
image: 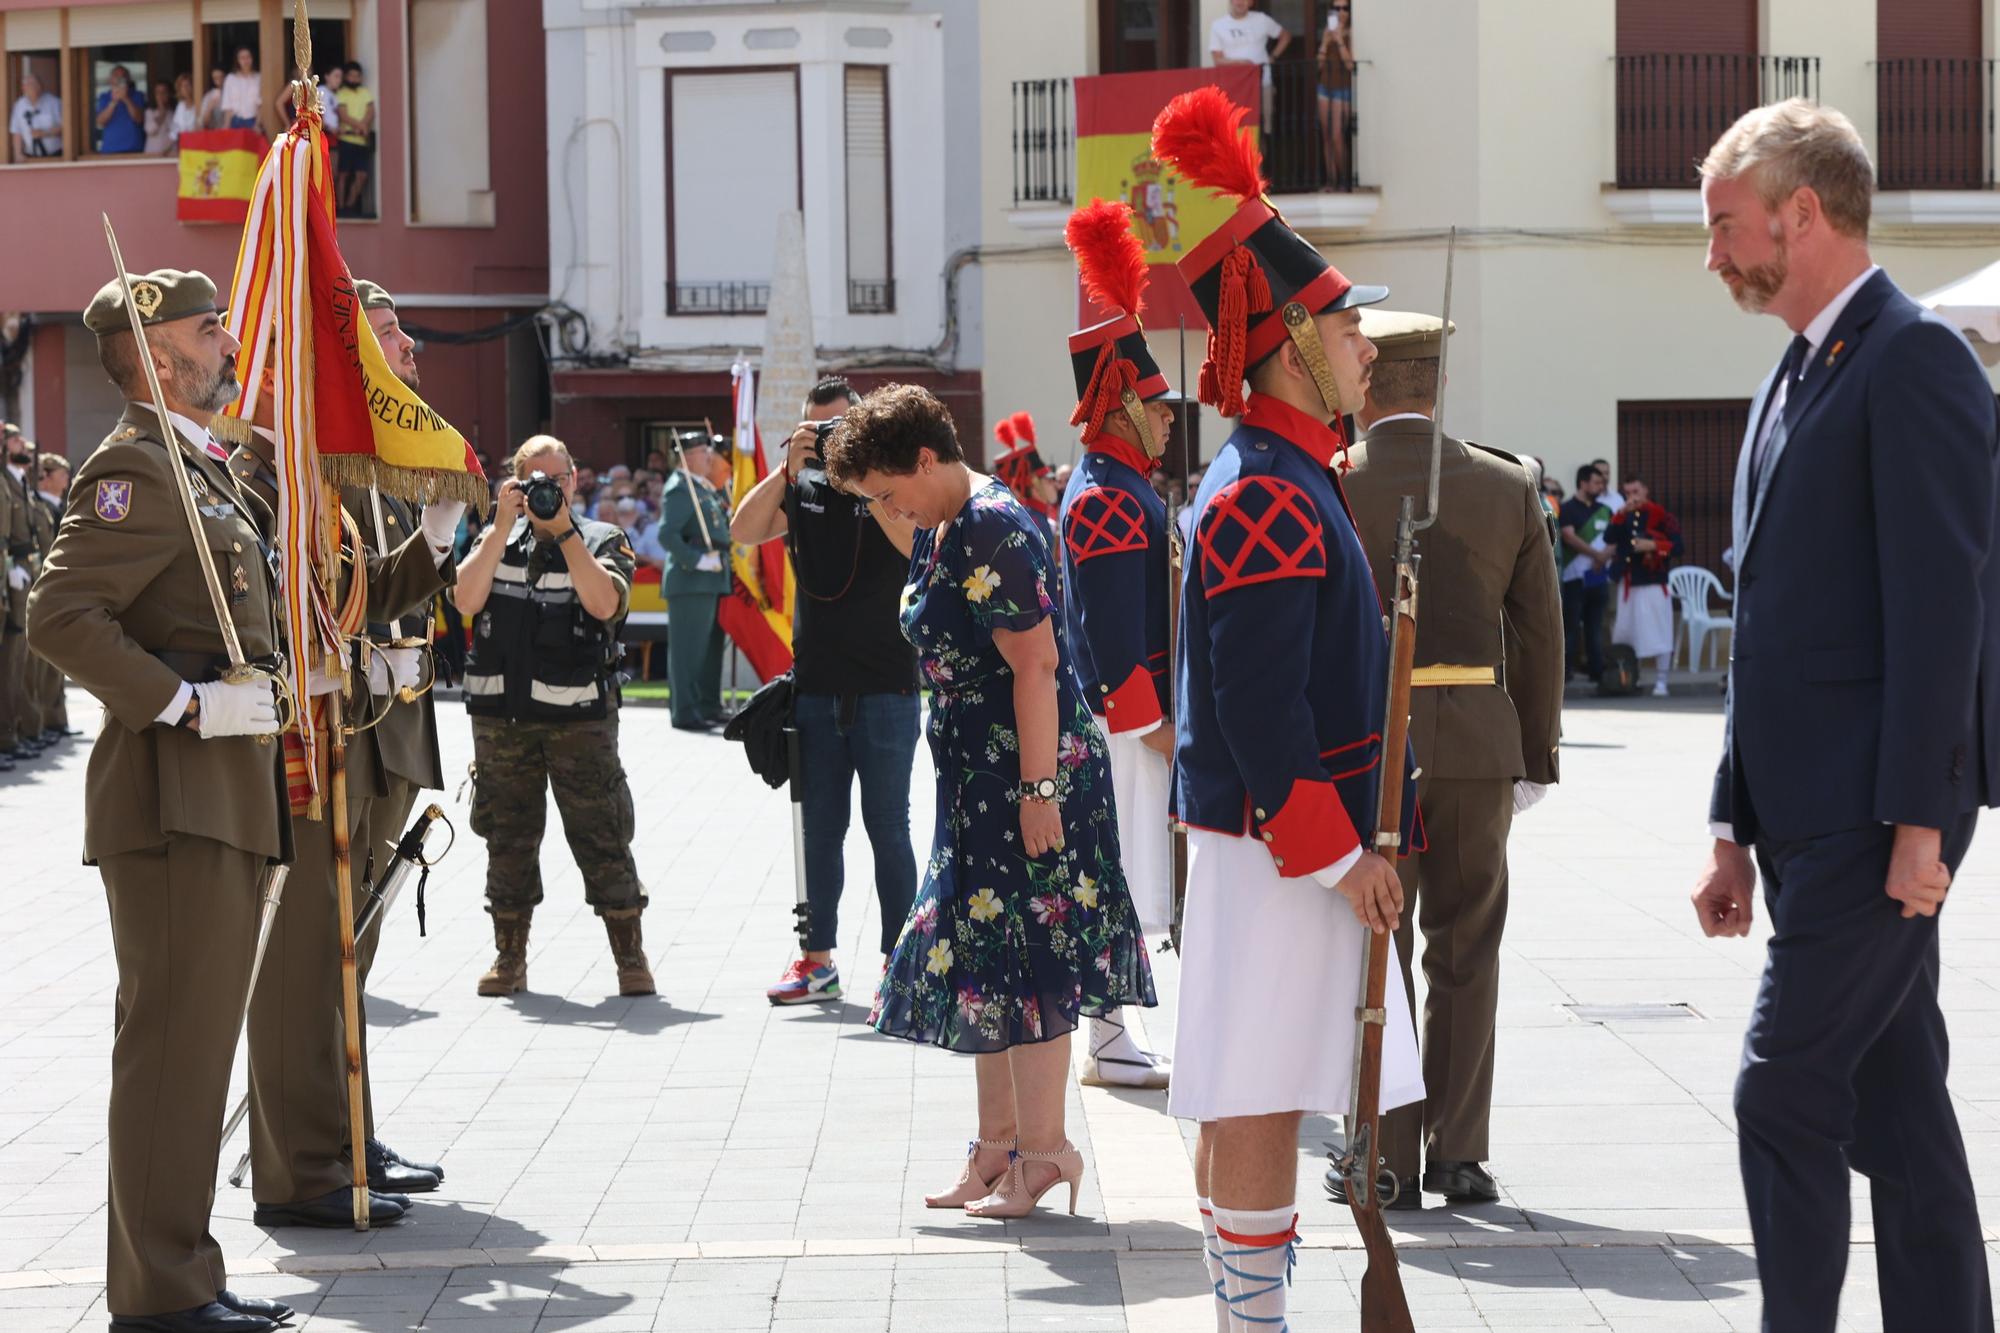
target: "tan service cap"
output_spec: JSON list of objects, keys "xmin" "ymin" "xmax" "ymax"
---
[
  {"xmin": 352, "ymin": 278, "xmax": 396, "ymax": 311},
  {"xmin": 1360, "ymin": 309, "xmax": 1456, "ymax": 362},
  {"xmin": 83, "ymin": 269, "xmax": 220, "ymax": 336}
]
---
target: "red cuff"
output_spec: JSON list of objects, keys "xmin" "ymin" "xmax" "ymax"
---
[
  {"xmin": 1254, "ymin": 777, "xmax": 1360, "ymax": 878},
  {"xmin": 1100, "ymin": 663, "xmax": 1165, "ymax": 733}
]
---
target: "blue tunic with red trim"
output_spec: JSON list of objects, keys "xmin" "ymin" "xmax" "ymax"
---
[
  {"xmin": 1059, "ymin": 437, "xmax": 1170, "ymax": 733},
  {"xmin": 1172, "ymin": 393, "xmax": 1418, "ymax": 875}
]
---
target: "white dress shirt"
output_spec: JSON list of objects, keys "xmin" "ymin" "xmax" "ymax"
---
[{"xmin": 1712, "ymin": 265, "xmax": 1880, "ymax": 845}]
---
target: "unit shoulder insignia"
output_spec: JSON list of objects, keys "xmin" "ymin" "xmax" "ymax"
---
[
  {"xmin": 1198, "ymin": 475, "xmax": 1326, "ymax": 595},
  {"xmin": 94, "ymin": 479, "xmax": 134, "ymax": 524},
  {"xmin": 1064, "ymin": 485, "xmax": 1148, "ymax": 564}
]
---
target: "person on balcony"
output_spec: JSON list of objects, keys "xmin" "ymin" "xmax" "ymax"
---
[
  {"xmin": 8, "ymin": 73, "xmax": 60, "ymax": 160},
  {"xmin": 1317, "ymin": 2, "xmax": 1355, "ymax": 189},
  {"xmin": 93, "ymin": 66, "xmax": 145, "ymax": 156},
  {"xmin": 220, "ymin": 47, "xmax": 262, "ymax": 131},
  {"xmin": 142, "ymin": 80, "xmax": 175, "ymax": 156},
  {"xmin": 1208, "ymin": 0, "xmax": 1289, "ymax": 128}
]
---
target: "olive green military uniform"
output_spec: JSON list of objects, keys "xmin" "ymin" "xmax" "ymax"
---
[
  {"xmin": 658, "ymin": 467, "xmax": 731, "ymax": 727},
  {"xmin": 0, "ymin": 446, "xmax": 33, "ymax": 751},
  {"xmin": 1342, "ymin": 312, "xmax": 1565, "ymax": 1185},
  {"xmin": 227, "ymin": 445, "xmax": 447, "ymax": 1207},
  {"xmin": 345, "ymin": 482, "xmax": 450, "ymax": 1141},
  {"xmin": 28, "ymin": 267, "xmax": 290, "ymax": 1319}
]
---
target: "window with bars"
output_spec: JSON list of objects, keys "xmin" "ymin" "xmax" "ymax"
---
[{"xmin": 1616, "ymin": 399, "xmax": 1750, "ymax": 580}]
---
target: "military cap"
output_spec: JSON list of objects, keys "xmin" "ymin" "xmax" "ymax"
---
[
  {"xmin": 352, "ymin": 278, "xmax": 396, "ymax": 311},
  {"xmin": 0, "ymin": 421, "xmax": 18, "ymax": 436},
  {"xmin": 1360, "ymin": 309, "xmax": 1456, "ymax": 362},
  {"xmin": 83, "ymin": 269, "xmax": 220, "ymax": 336}
]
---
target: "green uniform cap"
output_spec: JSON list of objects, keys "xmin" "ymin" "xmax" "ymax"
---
[
  {"xmin": 352, "ymin": 278, "xmax": 396, "ymax": 311},
  {"xmin": 82, "ymin": 269, "xmax": 220, "ymax": 336},
  {"xmin": 1360, "ymin": 309, "xmax": 1456, "ymax": 362}
]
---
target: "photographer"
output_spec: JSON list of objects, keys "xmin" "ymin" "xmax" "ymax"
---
[
  {"xmin": 453, "ymin": 435, "xmax": 655, "ymax": 999},
  {"xmin": 731, "ymin": 376, "xmax": 921, "ymax": 1006}
]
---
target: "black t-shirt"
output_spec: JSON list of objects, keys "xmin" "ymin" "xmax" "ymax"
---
[{"xmin": 785, "ymin": 469, "xmax": 919, "ymax": 696}]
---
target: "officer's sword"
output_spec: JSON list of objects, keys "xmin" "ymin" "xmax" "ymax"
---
[
  {"xmin": 225, "ymin": 806, "xmax": 449, "ymax": 1187},
  {"xmin": 1334, "ymin": 226, "xmax": 1457, "ymax": 1333}
]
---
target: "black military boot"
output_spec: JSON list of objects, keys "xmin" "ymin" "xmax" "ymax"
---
[
  {"xmin": 365, "ymin": 1138, "xmax": 440, "ymax": 1194},
  {"xmin": 1423, "ymin": 1159, "xmax": 1500, "ymax": 1203}
]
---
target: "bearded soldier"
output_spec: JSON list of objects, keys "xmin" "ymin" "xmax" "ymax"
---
[{"xmin": 29, "ymin": 269, "xmax": 295, "ymax": 1333}]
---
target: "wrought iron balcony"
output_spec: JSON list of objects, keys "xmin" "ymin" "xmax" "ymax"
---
[
  {"xmin": 1614, "ymin": 54, "xmax": 1821, "ymax": 190},
  {"xmin": 1877, "ymin": 58, "xmax": 1995, "ymax": 190}
]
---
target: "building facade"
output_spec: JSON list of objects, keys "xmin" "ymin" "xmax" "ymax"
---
[{"xmin": 0, "ymin": 0, "xmax": 548, "ymax": 467}]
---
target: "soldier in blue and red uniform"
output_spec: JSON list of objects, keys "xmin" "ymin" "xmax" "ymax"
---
[
  {"xmin": 1058, "ymin": 197, "xmax": 1183, "ymax": 1089},
  {"xmin": 1151, "ymin": 86, "xmax": 1424, "ymax": 1332}
]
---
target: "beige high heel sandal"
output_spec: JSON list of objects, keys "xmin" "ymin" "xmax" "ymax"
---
[
  {"xmin": 924, "ymin": 1137, "xmax": 1016, "ymax": 1209},
  {"xmin": 965, "ymin": 1141, "xmax": 1085, "ymax": 1219}
]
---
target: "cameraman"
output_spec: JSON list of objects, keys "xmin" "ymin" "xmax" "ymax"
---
[
  {"xmin": 732, "ymin": 376, "xmax": 920, "ymax": 1006},
  {"xmin": 453, "ymin": 434, "xmax": 656, "ymax": 999}
]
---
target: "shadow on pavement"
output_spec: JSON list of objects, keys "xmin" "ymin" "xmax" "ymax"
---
[{"xmin": 508, "ymin": 992, "xmax": 720, "ymax": 1035}]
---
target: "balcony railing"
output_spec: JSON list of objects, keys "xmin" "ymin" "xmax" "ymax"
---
[
  {"xmin": 848, "ymin": 279, "xmax": 896, "ymax": 314},
  {"xmin": 1010, "ymin": 65, "xmax": 1361, "ymax": 208},
  {"xmin": 1012, "ymin": 78, "xmax": 1074, "ymax": 206},
  {"xmin": 1877, "ymin": 59, "xmax": 1995, "ymax": 190},
  {"xmin": 670, "ymin": 282, "xmax": 770, "ymax": 316},
  {"xmin": 1614, "ymin": 54, "xmax": 1821, "ymax": 189}
]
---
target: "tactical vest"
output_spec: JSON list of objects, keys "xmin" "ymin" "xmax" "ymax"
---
[{"xmin": 464, "ymin": 520, "xmax": 623, "ymax": 721}]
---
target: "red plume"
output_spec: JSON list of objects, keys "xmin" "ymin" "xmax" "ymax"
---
[
  {"xmin": 994, "ymin": 418, "xmax": 1017, "ymax": 449},
  {"xmin": 1151, "ymin": 86, "xmax": 1266, "ymax": 202},
  {"xmin": 1065, "ymin": 198, "xmax": 1149, "ymax": 319},
  {"xmin": 1009, "ymin": 411, "xmax": 1037, "ymax": 447}
]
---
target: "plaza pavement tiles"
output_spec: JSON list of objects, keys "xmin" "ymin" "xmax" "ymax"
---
[{"xmin": 1, "ymin": 686, "xmax": 1997, "ymax": 1329}]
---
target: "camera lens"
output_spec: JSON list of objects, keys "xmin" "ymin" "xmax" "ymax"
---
[{"xmin": 524, "ymin": 473, "xmax": 564, "ymax": 521}]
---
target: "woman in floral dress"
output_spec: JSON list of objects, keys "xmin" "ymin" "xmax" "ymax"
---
[{"xmin": 823, "ymin": 385, "xmax": 1156, "ymax": 1220}]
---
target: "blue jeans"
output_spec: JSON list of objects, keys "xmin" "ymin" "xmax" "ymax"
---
[{"xmin": 796, "ymin": 691, "xmax": 920, "ymax": 954}]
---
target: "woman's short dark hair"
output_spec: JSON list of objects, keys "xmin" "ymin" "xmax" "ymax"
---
[{"xmin": 823, "ymin": 384, "xmax": 962, "ymax": 489}]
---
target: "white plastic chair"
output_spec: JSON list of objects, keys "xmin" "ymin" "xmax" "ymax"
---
[{"xmin": 1669, "ymin": 566, "xmax": 1734, "ymax": 670}]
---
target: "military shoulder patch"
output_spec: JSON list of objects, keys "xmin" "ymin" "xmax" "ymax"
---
[{"xmin": 95, "ymin": 479, "xmax": 133, "ymax": 524}]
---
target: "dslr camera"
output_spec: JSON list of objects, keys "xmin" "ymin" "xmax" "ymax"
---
[{"xmin": 522, "ymin": 470, "xmax": 566, "ymax": 521}]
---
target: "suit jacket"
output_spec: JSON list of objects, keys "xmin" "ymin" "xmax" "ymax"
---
[
  {"xmin": 659, "ymin": 470, "xmax": 732, "ymax": 597},
  {"xmin": 1712, "ymin": 268, "xmax": 2000, "ymax": 842},
  {"xmin": 27, "ymin": 404, "xmax": 289, "ymax": 862},
  {"xmin": 1344, "ymin": 419, "xmax": 1564, "ymax": 784}
]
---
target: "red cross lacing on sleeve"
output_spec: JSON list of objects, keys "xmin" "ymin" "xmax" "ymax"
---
[
  {"xmin": 1198, "ymin": 475, "xmax": 1327, "ymax": 595},
  {"xmin": 1064, "ymin": 485, "xmax": 1149, "ymax": 564}
]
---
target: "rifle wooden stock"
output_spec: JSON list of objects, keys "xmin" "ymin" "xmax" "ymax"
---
[
  {"xmin": 1347, "ymin": 543, "xmax": 1418, "ymax": 1333},
  {"xmin": 1165, "ymin": 521, "xmax": 1189, "ymax": 951}
]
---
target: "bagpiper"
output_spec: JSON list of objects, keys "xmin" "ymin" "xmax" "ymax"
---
[
  {"xmin": 1057, "ymin": 197, "xmax": 1181, "ymax": 1089},
  {"xmin": 1150, "ymin": 87, "xmax": 1423, "ymax": 1332}
]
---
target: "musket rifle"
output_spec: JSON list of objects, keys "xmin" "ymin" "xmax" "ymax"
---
[
  {"xmin": 1331, "ymin": 226, "xmax": 1457, "ymax": 1333},
  {"xmin": 1164, "ymin": 317, "xmax": 1192, "ymax": 953}
]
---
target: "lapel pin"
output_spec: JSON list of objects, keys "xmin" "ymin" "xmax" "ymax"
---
[{"xmin": 1825, "ymin": 339, "xmax": 1845, "ymax": 369}]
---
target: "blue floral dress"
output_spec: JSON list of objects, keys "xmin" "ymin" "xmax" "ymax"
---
[{"xmin": 870, "ymin": 480, "xmax": 1156, "ymax": 1053}]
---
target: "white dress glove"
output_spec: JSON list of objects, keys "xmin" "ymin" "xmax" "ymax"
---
[
  {"xmin": 193, "ymin": 678, "xmax": 280, "ymax": 738},
  {"xmin": 1513, "ymin": 781, "xmax": 1549, "ymax": 814},
  {"xmin": 420, "ymin": 499, "xmax": 466, "ymax": 563},
  {"xmin": 696, "ymin": 551, "xmax": 723, "ymax": 573},
  {"xmin": 6, "ymin": 564, "xmax": 28, "ymax": 590},
  {"xmin": 366, "ymin": 645, "xmax": 425, "ymax": 696}
]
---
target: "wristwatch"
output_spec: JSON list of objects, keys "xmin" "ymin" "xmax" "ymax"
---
[
  {"xmin": 554, "ymin": 525, "xmax": 582, "ymax": 546},
  {"xmin": 1018, "ymin": 776, "xmax": 1059, "ymax": 803}
]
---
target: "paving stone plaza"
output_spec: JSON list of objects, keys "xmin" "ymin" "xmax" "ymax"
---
[{"xmin": 2, "ymin": 688, "xmax": 1996, "ymax": 1330}]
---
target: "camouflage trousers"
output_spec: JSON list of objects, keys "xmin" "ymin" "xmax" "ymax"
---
[{"xmin": 469, "ymin": 712, "xmax": 646, "ymax": 916}]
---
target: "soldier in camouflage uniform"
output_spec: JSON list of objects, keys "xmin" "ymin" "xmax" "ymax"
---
[{"xmin": 453, "ymin": 434, "xmax": 652, "ymax": 997}]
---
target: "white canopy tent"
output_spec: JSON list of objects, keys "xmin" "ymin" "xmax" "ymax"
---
[{"xmin": 1918, "ymin": 259, "xmax": 2000, "ymax": 366}]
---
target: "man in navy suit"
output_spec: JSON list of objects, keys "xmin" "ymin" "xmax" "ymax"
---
[{"xmin": 1692, "ymin": 99, "xmax": 1998, "ymax": 1333}]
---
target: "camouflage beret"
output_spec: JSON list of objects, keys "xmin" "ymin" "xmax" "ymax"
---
[
  {"xmin": 351, "ymin": 278, "xmax": 396, "ymax": 311},
  {"xmin": 83, "ymin": 269, "xmax": 220, "ymax": 336},
  {"xmin": 1359, "ymin": 309, "xmax": 1456, "ymax": 362}
]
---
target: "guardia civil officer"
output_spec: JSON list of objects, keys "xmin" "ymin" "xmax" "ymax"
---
[
  {"xmin": 224, "ymin": 308, "xmax": 459, "ymax": 1227},
  {"xmin": 658, "ymin": 431, "xmax": 731, "ymax": 730},
  {"xmin": 28, "ymin": 270, "xmax": 294, "ymax": 1332},
  {"xmin": 454, "ymin": 435, "xmax": 654, "ymax": 997},
  {"xmin": 1334, "ymin": 310, "xmax": 1564, "ymax": 1210}
]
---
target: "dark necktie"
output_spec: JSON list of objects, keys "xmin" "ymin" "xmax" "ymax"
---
[{"xmin": 1751, "ymin": 334, "xmax": 1810, "ymax": 494}]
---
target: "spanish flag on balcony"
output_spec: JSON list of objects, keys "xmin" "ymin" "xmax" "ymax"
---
[
  {"xmin": 716, "ymin": 358, "xmax": 795, "ymax": 683},
  {"xmin": 175, "ymin": 129, "xmax": 266, "ymax": 223},
  {"xmin": 1072, "ymin": 65, "xmax": 1261, "ymax": 328}
]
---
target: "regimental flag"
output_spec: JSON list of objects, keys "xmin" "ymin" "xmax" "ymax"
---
[
  {"xmin": 717, "ymin": 358, "xmax": 795, "ymax": 682},
  {"xmin": 211, "ymin": 83, "xmax": 487, "ymax": 810},
  {"xmin": 1072, "ymin": 65, "xmax": 1261, "ymax": 329},
  {"xmin": 176, "ymin": 129, "xmax": 265, "ymax": 223}
]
